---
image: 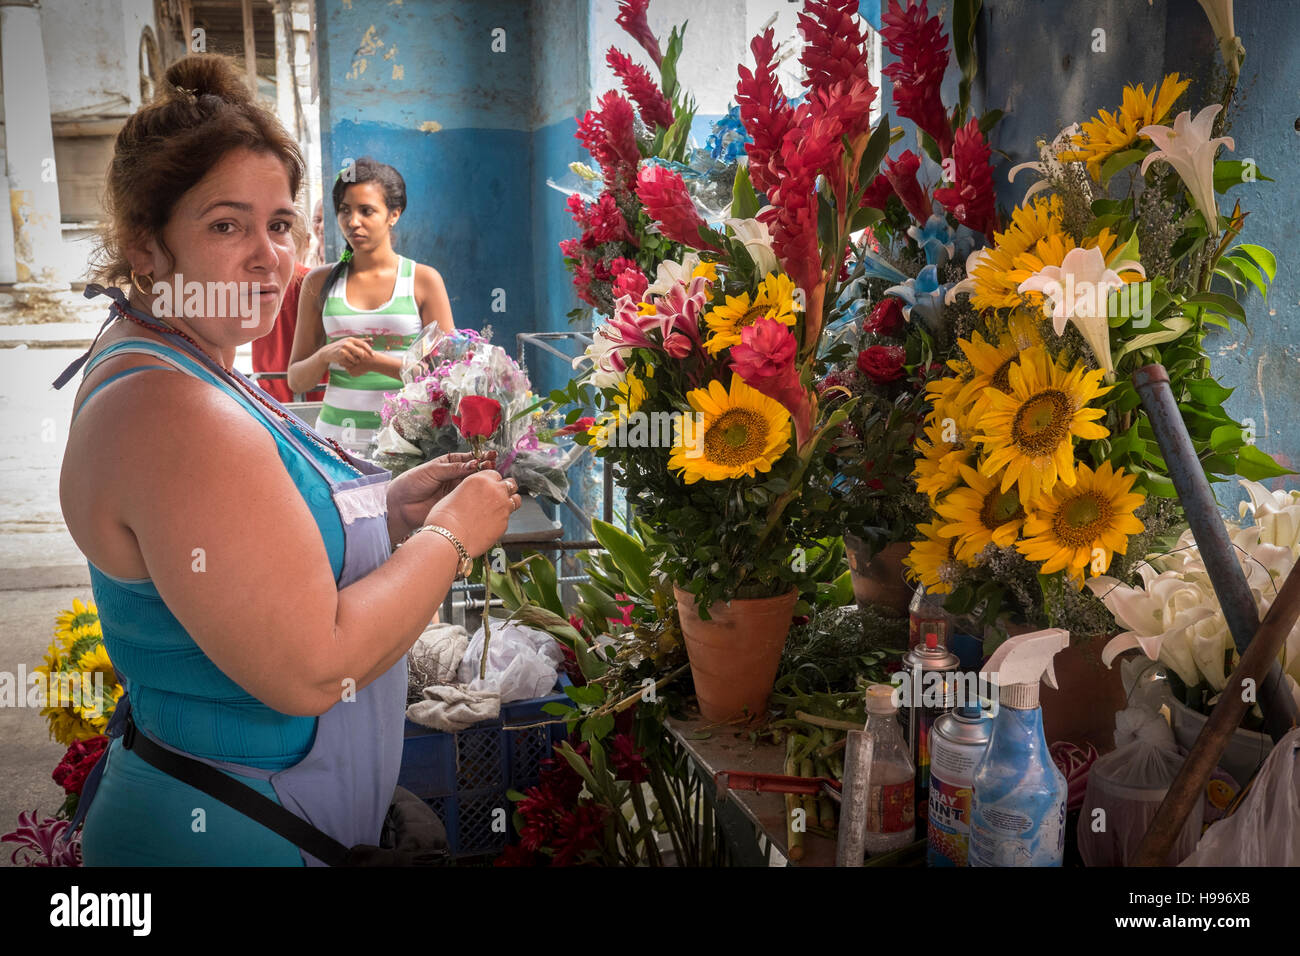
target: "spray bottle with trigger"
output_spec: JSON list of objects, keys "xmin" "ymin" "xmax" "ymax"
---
[{"xmin": 969, "ymin": 628, "xmax": 1070, "ymax": 867}]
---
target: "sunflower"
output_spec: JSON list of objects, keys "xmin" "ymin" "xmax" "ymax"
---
[
  {"xmin": 587, "ymin": 368, "xmax": 650, "ymax": 446},
  {"xmin": 904, "ymin": 521, "xmax": 961, "ymax": 595},
  {"xmin": 703, "ymin": 272, "xmax": 800, "ymax": 355},
  {"xmin": 953, "ymin": 311, "xmax": 1046, "ymax": 419},
  {"xmin": 1059, "ymin": 74, "xmax": 1191, "ymax": 181},
  {"xmin": 935, "ymin": 464, "xmax": 1029, "ymax": 562},
  {"xmin": 72, "ymin": 643, "xmax": 123, "ymax": 729},
  {"xmin": 54, "ymin": 599, "xmax": 98, "ymax": 641},
  {"xmin": 668, "ymin": 377, "xmax": 791, "ymax": 483},
  {"xmin": 913, "ymin": 420, "xmax": 973, "ymax": 502},
  {"xmin": 975, "ymin": 347, "xmax": 1111, "ymax": 505},
  {"xmin": 971, "ymin": 196, "xmax": 1068, "ymax": 310},
  {"xmin": 1017, "ymin": 461, "xmax": 1146, "ymax": 587}
]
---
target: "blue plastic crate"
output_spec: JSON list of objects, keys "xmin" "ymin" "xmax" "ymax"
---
[{"xmin": 399, "ymin": 677, "xmax": 571, "ymax": 858}]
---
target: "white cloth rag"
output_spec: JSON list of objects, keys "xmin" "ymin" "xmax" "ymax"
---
[
  {"xmin": 406, "ymin": 684, "xmax": 501, "ymax": 733},
  {"xmin": 457, "ymin": 621, "xmax": 565, "ymax": 703}
]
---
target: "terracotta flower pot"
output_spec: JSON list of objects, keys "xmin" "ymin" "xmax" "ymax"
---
[
  {"xmin": 674, "ymin": 585, "xmax": 798, "ymax": 723},
  {"xmin": 844, "ymin": 535, "xmax": 912, "ymax": 613}
]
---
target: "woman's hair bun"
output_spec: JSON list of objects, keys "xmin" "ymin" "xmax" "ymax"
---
[{"xmin": 162, "ymin": 54, "xmax": 252, "ymax": 108}]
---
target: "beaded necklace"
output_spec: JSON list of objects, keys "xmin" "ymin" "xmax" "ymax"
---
[{"xmin": 111, "ymin": 302, "xmax": 364, "ymax": 475}]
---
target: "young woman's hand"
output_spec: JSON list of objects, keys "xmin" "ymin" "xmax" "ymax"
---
[
  {"xmin": 387, "ymin": 450, "xmax": 497, "ymax": 539},
  {"xmin": 321, "ymin": 336, "xmax": 373, "ymax": 372},
  {"xmin": 424, "ymin": 467, "xmax": 519, "ymax": 558}
]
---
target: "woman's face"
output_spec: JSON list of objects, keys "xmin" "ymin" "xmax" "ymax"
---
[
  {"xmin": 134, "ymin": 147, "xmax": 297, "ymax": 347},
  {"xmin": 336, "ymin": 181, "xmax": 398, "ymax": 254},
  {"xmin": 311, "ymin": 199, "xmax": 323, "ymax": 244}
]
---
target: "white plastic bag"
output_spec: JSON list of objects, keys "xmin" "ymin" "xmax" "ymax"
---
[
  {"xmin": 1181, "ymin": 727, "xmax": 1300, "ymax": 866},
  {"xmin": 1078, "ymin": 708, "xmax": 1203, "ymax": 866},
  {"xmin": 457, "ymin": 621, "xmax": 564, "ymax": 703}
]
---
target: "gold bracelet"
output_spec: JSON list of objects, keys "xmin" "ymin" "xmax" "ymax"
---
[{"xmin": 398, "ymin": 524, "xmax": 474, "ymax": 578}]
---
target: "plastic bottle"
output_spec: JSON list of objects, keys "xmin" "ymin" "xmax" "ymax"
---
[
  {"xmin": 969, "ymin": 628, "xmax": 1070, "ymax": 867},
  {"xmin": 908, "ymin": 584, "xmax": 951, "ymax": 650},
  {"xmin": 862, "ymin": 683, "xmax": 916, "ymax": 856}
]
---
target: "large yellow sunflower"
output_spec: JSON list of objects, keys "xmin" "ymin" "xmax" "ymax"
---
[
  {"xmin": 1017, "ymin": 461, "xmax": 1146, "ymax": 587},
  {"xmin": 935, "ymin": 464, "xmax": 1029, "ymax": 562},
  {"xmin": 904, "ymin": 521, "xmax": 961, "ymax": 595},
  {"xmin": 953, "ymin": 311, "xmax": 1046, "ymax": 421},
  {"xmin": 703, "ymin": 272, "xmax": 801, "ymax": 354},
  {"xmin": 1059, "ymin": 74, "xmax": 1191, "ymax": 181},
  {"xmin": 975, "ymin": 347, "xmax": 1111, "ymax": 505},
  {"xmin": 668, "ymin": 377, "xmax": 791, "ymax": 483},
  {"xmin": 971, "ymin": 196, "xmax": 1068, "ymax": 310},
  {"xmin": 73, "ymin": 642, "xmax": 123, "ymax": 729},
  {"xmin": 587, "ymin": 368, "xmax": 650, "ymax": 447}
]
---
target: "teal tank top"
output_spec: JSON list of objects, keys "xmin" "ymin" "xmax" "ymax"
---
[{"xmin": 72, "ymin": 337, "xmax": 362, "ymax": 866}]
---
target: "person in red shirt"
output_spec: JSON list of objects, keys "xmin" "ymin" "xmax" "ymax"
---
[{"xmin": 251, "ymin": 212, "xmax": 325, "ymax": 402}]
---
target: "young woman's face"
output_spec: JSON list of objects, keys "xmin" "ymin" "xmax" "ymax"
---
[
  {"xmin": 336, "ymin": 181, "xmax": 398, "ymax": 254},
  {"xmin": 135, "ymin": 146, "xmax": 297, "ymax": 346}
]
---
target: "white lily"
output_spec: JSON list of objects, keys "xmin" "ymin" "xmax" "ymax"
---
[
  {"xmin": 571, "ymin": 325, "xmax": 629, "ymax": 389},
  {"xmin": 943, "ymin": 248, "xmax": 989, "ymax": 305},
  {"xmin": 1196, "ymin": 0, "xmax": 1244, "ymax": 81},
  {"xmin": 724, "ymin": 216, "xmax": 778, "ymax": 276},
  {"xmin": 644, "ymin": 253, "xmax": 702, "ymax": 298},
  {"xmin": 1016, "ymin": 245, "xmax": 1145, "ymax": 374},
  {"xmin": 1090, "ymin": 572, "xmax": 1219, "ymax": 688},
  {"xmin": 1139, "ymin": 105, "xmax": 1235, "ymax": 236},
  {"xmin": 1007, "ymin": 123, "xmax": 1085, "ymax": 203}
]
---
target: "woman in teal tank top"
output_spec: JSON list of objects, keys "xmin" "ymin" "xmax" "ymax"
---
[
  {"xmin": 56, "ymin": 54, "xmax": 518, "ymax": 866},
  {"xmin": 288, "ymin": 158, "xmax": 455, "ymax": 458}
]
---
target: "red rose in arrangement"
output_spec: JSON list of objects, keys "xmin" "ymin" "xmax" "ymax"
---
[
  {"xmin": 52, "ymin": 736, "xmax": 108, "ymax": 795},
  {"xmin": 857, "ymin": 345, "xmax": 907, "ymax": 384},
  {"xmin": 452, "ymin": 396, "xmax": 502, "ymax": 442},
  {"xmin": 863, "ymin": 298, "xmax": 906, "ymax": 337}
]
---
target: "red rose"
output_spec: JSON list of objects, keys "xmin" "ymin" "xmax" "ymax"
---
[
  {"xmin": 554, "ymin": 417, "xmax": 596, "ymax": 438},
  {"xmin": 431, "ymin": 407, "xmax": 449, "ymax": 428},
  {"xmin": 452, "ymin": 396, "xmax": 502, "ymax": 440},
  {"xmin": 857, "ymin": 345, "xmax": 907, "ymax": 384},
  {"xmin": 52, "ymin": 735, "xmax": 109, "ymax": 795},
  {"xmin": 863, "ymin": 298, "xmax": 906, "ymax": 338}
]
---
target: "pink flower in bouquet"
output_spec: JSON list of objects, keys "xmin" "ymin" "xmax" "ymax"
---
[
  {"xmin": 1, "ymin": 811, "xmax": 81, "ymax": 867},
  {"xmin": 736, "ymin": 30, "xmax": 798, "ymax": 198},
  {"xmin": 857, "ymin": 344, "xmax": 907, "ymax": 384},
  {"xmin": 662, "ymin": 332, "xmax": 693, "ymax": 359},
  {"xmin": 576, "ymin": 91, "xmax": 641, "ymax": 185},
  {"xmin": 636, "ymin": 165, "xmax": 723, "ymax": 252},
  {"xmin": 881, "ymin": 0, "xmax": 954, "ymax": 159},
  {"xmin": 589, "ymin": 192, "xmax": 637, "ymax": 245},
  {"xmin": 615, "ymin": 0, "xmax": 662, "ymax": 66},
  {"xmin": 607, "ymin": 47, "xmax": 675, "ymax": 130},
  {"xmin": 559, "ymin": 236, "xmax": 581, "ymax": 259},
  {"xmin": 729, "ymin": 318, "xmax": 812, "ymax": 448},
  {"xmin": 653, "ymin": 275, "xmax": 709, "ymax": 345},
  {"xmin": 555, "ymin": 417, "xmax": 596, "ymax": 438},
  {"xmin": 863, "ymin": 297, "xmax": 906, "ymax": 337},
  {"xmin": 882, "ymin": 150, "xmax": 933, "ymax": 223},
  {"xmin": 933, "ymin": 117, "xmax": 1000, "ymax": 238},
  {"xmin": 607, "ymin": 294, "xmax": 659, "ymax": 350},
  {"xmin": 610, "ymin": 593, "xmax": 635, "ymax": 627},
  {"xmin": 572, "ymin": 259, "xmax": 597, "ymax": 307},
  {"xmin": 798, "ymin": 0, "xmax": 875, "ymax": 95},
  {"xmin": 431, "ymin": 407, "xmax": 449, "ymax": 428},
  {"xmin": 610, "ymin": 258, "xmax": 648, "ymax": 302},
  {"xmin": 452, "ymin": 396, "xmax": 502, "ymax": 441},
  {"xmin": 52, "ymin": 736, "xmax": 108, "ymax": 796}
]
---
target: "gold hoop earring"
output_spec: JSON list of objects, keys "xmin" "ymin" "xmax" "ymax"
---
[{"xmin": 130, "ymin": 270, "xmax": 154, "ymax": 296}]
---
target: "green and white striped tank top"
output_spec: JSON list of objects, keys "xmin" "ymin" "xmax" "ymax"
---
[{"xmin": 318, "ymin": 255, "xmax": 422, "ymax": 456}]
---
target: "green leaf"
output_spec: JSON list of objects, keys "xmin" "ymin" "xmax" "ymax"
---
[
  {"xmin": 858, "ymin": 114, "xmax": 893, "ymax": 190},
  {"xmin": 1186, "ymin": 378, "xmax": 1234, "ymax": 406},
  {"xmin": 541, "ymin": 701, "xmax": 573, "ymax": 717},
  {"xmin": 1224, "ymin": 255, "xmax": 1267, "ymax": 299},
  {"xmin": 1100, "ymin": 147, "xmax": 1148, "ymax": 186},
  {"xmin": 731, "ymin": 163, "xmax": 760, "ymax": 221},
  {"xmin": 978, "ymin": 108, "xmax": 1004, "ymax": 136},
  {"xmin": 952, "ymin": 0, "xmax": 982, "ymax": 125},
  {"xmin": 1232, "ymin": 243, "xmax": 1277, "ymax": 283},
  {"xmin": 1184, "ymin": 291, "xmax": 1246, "ymax": 323},
  {"xmin": 1236, "ymin": 444, "xmax": 1296, "ymax": 481},
  {"xmin": 1213, "ymin": 160, "xmax": 1273, "ymax": 193},
  {"xmin": 917, "ymin": 128, "xmax": 942, "ymax": 165},
  {"xmin": 524, "ymin": 553, "xmax": 565, "ymax": 617},
  {"xmin": 1210, "ymin": 424, "xmax": 1246, "ymax": 453},
  {"xmin": 1137, "ymin": 469, "xmax": 1179, "ymax": 497},
  {"xmin": 659, "ymin": 25, "xmax": 685, "ymax": 103},
  {"xmin": 591, "ymin": 518, "xmax": 652, "ymax": 596},
  {"xmin": 565, "ymin": 683, "xmax": 605, "ymax": 707},
  {"xmin": 1114, "ymin": 314, "xmax": 1194, "ymax": 360}
]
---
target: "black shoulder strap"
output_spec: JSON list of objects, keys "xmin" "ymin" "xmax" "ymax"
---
[{"xmin": 122, "ymin": 716, "xmax": 352, "ymax": 866}]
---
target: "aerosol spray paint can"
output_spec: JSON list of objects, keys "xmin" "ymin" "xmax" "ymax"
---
[
  {"xmin": 898, "ymin": 632, "xmax": 959, "ymax": 840},
  {"xmin": 927, "ymin": 704, "xmax": 993, "ymax": 866}
]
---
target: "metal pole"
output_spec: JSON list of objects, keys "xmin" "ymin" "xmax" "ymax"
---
[{"xmin": 1134, "ymin": 364, "xmax": 1300, "ymax": 739}]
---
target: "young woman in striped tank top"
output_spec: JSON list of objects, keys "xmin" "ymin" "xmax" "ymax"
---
[{"xmin": 289, "ymin": 158, "xmax": 454, "ymax": 457}]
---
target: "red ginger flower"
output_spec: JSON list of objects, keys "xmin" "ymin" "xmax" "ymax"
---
[
  {"xmin": 612, "ymin": 261, "xmax": 648, "ymax": 301},
  {"xmin": 616, "ymin": 0, "xmax": 662, "ymax": 67},
  {"xmin": 636, "ymin": 164, "xmax": 723, "ymax": 251},
  {"xmin": 589, "ymin": 192, "xmax": 636, "ymax": 245},
  {"xmin": 735, "ymin": 29, "xmax": 797, "ymax": 198},
  {"xmin": 552, "ymin": 804, "xmax": 608, "ymax": 867},
  {"xmin": 576, "ymin": 91, "xmax": 641, "ymax": 186},
  {"xmin": 860, "ymin": 171, "xmax": 895, "ymax": 210},
  {"xmin": 882, "ymin": 150, "xmax": 933, "ymax": 223},
  {"xmin": 881, "ymin": 0, "xmax": 954, "ymax": 159},
  {"xmin": 610, "ymin": 733, "xmax": 649, "ymax": 785},
  {"xmin": 729, "ymin": 318, "xmax": 811, "ymax": 448},
  {"xmin": 798, "ymin": 0, "xmax": 875, "ymax": 96},
  {"xmin": 607, "ymin": 47, "xmax": 675, "ymax": 130},
  {"xmin": 932, "ymin": 117, "xmax": 1000, "ymax": 238}
]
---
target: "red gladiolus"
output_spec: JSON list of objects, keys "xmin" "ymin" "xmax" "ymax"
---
[
  {"xmin": 798, "ymin": 0, "xmax": 874, "ymax": 95},
  {"xmin": 857, "ymin": 344, "xmax": 907, "ymax": 384},
  {"xmin": 452, "ymin": 396, "xmax": 502, "ymax": 440},
  {"xmin": 636, "ymin": 165, "xmax": 723, "ymax": 252},
  {"xmin": 52, "ymin": 736, "xmax": 108, "ymax": 796},
  {"xmin": 607, "ymin": 47, "xmax": 675, "ymax": 130},
  {"xmin": 882, "ymin": 150, "xmax": 933, "ymax": 223},
  {"xmin": 615, "ymin": 0, "xmax": 662, "ymax": 67},
  {"xmin": 881, "ymin": 0, "xmax": 954, "ymax": 159},
  {"xmin": 863, "ymin": 297, "xmax": 906, "ymax": 337},
  {"xmin": 735, "ymin": 30, "xmax": 797, "ymax": 198},
  {"xmin": 576, "ymin": 91, "xmax": 641, "ymax": 186},
  {"xmin": 932, "ymin": 117, "xmax": 1000, "ymax": 238}
]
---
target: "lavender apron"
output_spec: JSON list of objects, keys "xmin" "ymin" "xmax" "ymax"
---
[{"xmin": 59, "ymin": 284, "xmax": 407, "ymax": 866}]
